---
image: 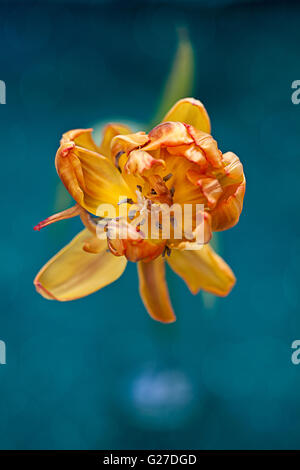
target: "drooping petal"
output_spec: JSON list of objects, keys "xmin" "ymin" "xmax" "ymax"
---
[
  {"xmin": 137, "ymin": 257, "xmax": 176, "ymax": 323},
  {"xmin": 162, "ymin": 97, "xmax": 211, "ymax": 134},
  {"xmin": 55, "ymin": 129, "xmax": 135, "ymax": 215},
  {"xmin": 99, "ymin": 123, "xmax": 132, "ymax": 159},
  {"xmin": 34, "ymin": 229, "xmax": 127, "ymax": 301},
  {"xmin": 34, "ymin": 205, "xmax": 81, "ymax": 231},
  {"xmin": 167, "ymin": 244, "xmax": 235, "ymax": 296}
]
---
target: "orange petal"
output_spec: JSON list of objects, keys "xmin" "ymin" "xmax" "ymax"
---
[
  {"xmin": 144, "ymin": 122, "xmax": 193, "ymax": 151},
  {"xmin": 99, "ymin": 123, "xmax": 132, "ymax": 159},
  {"xmin": 186, "ymin": 125, "xmax": 223, "ymax": 168},
  {"xmin": 106, "ymin": 219, "xmax": 166, "ymax": 262},
  {"xmin": 211, "ymin": 178, "xmax": 246, "ymax": 231},
  {"xmin": 124, "ymin": 149, "xmax": 166, "ymax": 175},
  {"xmin": 218, "ymin": 151, "xmax": 245, "ymax": 187},
  {"xmin": 34, "ymin": 229, "xmax": 127, "ymax": 301},
  {"xmin": 167, "ymin": 143, "xmax": 207, "ymax": 169},
  {"xmin": 137, "ymin": 257, "xmax": 176, "ymax": 323},
  {"xmin": 162, "ymin": 97, "xmax": 211, "ymax": 134},
  {"xmin": 55, "ymin": 129, "xmax": 134, "ymax": 215},
  {"xmin": 186, "ymin": 170, "xmax": 223, "ymax": 209},
  {"xmin": 167, "ymin": 244, "xmax": 235, "ymax": 296}
]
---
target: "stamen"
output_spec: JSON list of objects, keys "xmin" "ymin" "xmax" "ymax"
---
[
  {"xmin": 118, "ymin": 198, "xmax": 134, "ymax": 205},
  {"xmin": 170, "ymin": 187, "xmax": 175, "ymax": 197},
  {"xmin": 137, "ymin": 185, "xmax": 142, "ymax": 192},
  {"xmin": 150, "ymin": 188, "xmax": 157, "ymax": 195},
  {"xmin": 162, "ymin": 246, "xmax": 171, "ymax": 257},
  {"xmin": 170, "ymin": 214, "xmax": 177, "ymax": 228},
  {"xmin": 163, "ymin": 173, "xmax": 173, "ymax": 182},
  {"xmin": 128, "ymin": 210, "xmax": 137, "ymax": 220},
  {"xmin": 115, "ymin": 151, "xmax": 125, "ymax": 172}
]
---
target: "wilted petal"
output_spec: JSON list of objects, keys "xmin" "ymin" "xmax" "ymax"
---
[
  {"xmin": 167, "ymin": 244, "xmax": 235, "ymax": 296},
  {"xmin": 34, "ymin": 205, "xmax": 81, "ymax": 231},
  {"xmin": 34, "ymin": 229, "xmax": 127, "ymax": 301},
  {"xmin": 162, "ymin": 97, "xmax": 211, "ymax": 134},
  {"xmin": 137, "ymin": 257, "xmax": 176, "ymax": 323}
]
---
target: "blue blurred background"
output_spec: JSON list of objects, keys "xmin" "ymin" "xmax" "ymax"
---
[{"xmin": 1, "ymin": 0, "xmax": 300, "ymax": 450}]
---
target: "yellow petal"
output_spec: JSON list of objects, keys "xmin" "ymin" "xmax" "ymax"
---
[
  {"xmin": 99, "ymin": 123, "xmax": 132, "ymax": 159},
  {"xmin": 55, "ymin": 129, "xmax": 134, "ymax": 215},
  {"xmin": 167, "ymin": 244, "xmax": 235, "ymax": 296},
  {"xmin": 162, "ymin": 97, "xmax": 211, "ymax": 134},
  {"xmin": 34, "ymin": 229, "xmax": 127, "ymax": 301},
  {"xmin": 63, "ymin": 128, "xmax": 100, "ymax": 152},
  {"xmin": 111, "ymin": 132, "xmax": 149, "ymax": 164},
  {"xmin": 137, "ymin": 257, "xmax": 176, "ymax": 323}
]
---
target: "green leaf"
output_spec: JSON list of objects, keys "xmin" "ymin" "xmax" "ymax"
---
[{"xmin": 150, "ymin": 28, "xmax": 195, "ymax": 127}]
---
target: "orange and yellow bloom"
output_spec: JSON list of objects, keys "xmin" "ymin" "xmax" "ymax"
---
[{"xmin": 34, "ymin": 98, "xmax": 245, "ymax": 323}]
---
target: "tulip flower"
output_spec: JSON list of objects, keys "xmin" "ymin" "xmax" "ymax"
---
[{"xmin": 34, "ymin": 98, "xmax": 245, "ymax": 323}]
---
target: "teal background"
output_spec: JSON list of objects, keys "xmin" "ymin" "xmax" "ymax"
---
[{"xmin": 1, "ymin": 0, "xmax": 300, "ymax": 449}]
